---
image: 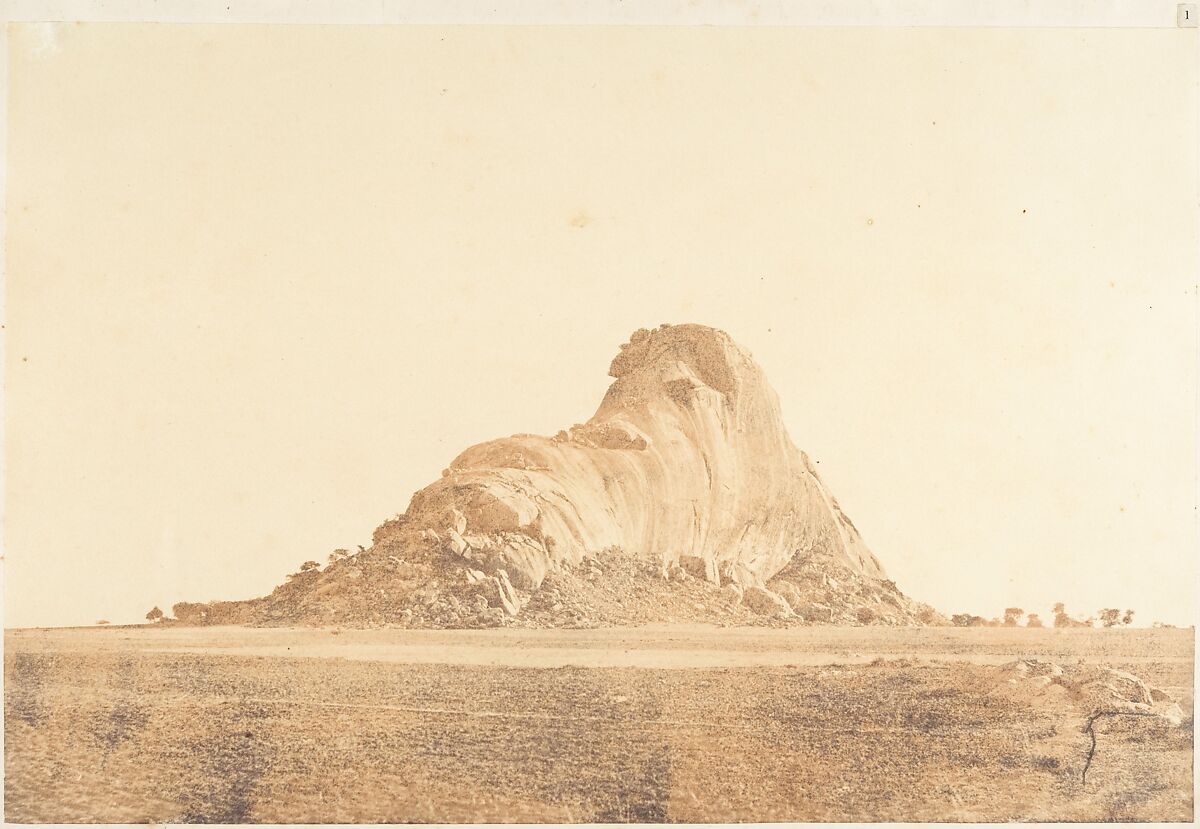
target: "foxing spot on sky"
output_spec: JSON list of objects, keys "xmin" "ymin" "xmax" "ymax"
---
[{"xmin": 4, "ymin": 24, "xmax": 1197, "ymax": 628}]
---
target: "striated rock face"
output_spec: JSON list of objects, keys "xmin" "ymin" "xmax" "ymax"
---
[
  {"xmin": 174, "ymin": 323, "xmax": 940, "ymax": 627},
  {"xmin": 378, "ymin": 323, "xmax": 884, "ymax": 591}
]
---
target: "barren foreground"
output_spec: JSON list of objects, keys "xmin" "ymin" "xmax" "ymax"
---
[{"xmin": 5, "ymin": 625, "xmax": 1193, "ymax": 822}]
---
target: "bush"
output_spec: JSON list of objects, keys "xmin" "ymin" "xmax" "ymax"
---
[{"xmin": 172, "ymin": 602, "xmax": 210, "ymax": 624}]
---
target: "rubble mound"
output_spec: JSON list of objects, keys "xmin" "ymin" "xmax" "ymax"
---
[
  {"xmin": 170, "ymin": 324, "xmax": 942, "ymax": 628},
  {"xmin": 991, "ymin": 659, "xmax": 1185, "ymax": 725}
]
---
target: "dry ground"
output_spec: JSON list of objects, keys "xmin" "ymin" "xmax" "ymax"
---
[{"xmin": 4, "ymin": 625, "xmax": 1193, "ymax": 822}]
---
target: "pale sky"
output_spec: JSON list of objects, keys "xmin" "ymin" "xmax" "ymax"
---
[{"xmin": 4, "ymin": 24, "xmax": 1197, "ymax": 628}]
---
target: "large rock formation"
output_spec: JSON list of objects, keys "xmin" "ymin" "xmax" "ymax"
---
[
  {"xmin": 383, "ymin": 323, "xmax": 882, "ymax": 588},
  {"xmin": 176, "ymin": 324, "xmax": 941, "ymax": 627}
]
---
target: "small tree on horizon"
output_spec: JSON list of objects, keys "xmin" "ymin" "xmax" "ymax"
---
[
  {"xmin": 1053, "ymin": 602, "xmax": 1072, "ymax": 628},
  {"xmin": 146, "ymin": 606, "xmax": 164, "ymax": 623},
  {"xmin": 1099, "ymin": 608, "xmax": 1121, "ymax": 628},
  {"xmin": 1122, "ymin": 609, "xmax": 1135, "ymax": 626},
  {"xmin": 1026, "ymin": 613, "xmax": 1043, "ymax": 628},
  {"xmin": 1003, "ymin": 607, "xmax": 1024, "ymax": 627}
]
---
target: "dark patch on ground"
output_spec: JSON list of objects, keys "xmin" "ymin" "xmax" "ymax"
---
[
  {"xmin": 5, "ymin": 652, "xmax": 50, "ymax": 726},
  {"xmin": 93, "ymin": 657, "xmax": 149, "ymax": 759},
  {"xmin": 176, "ymin": 702, "xmax": 272, "ymax": 823}
]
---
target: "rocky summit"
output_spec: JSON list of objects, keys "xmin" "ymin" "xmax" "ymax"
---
[{"xmin": 172, "ymin": 324, "xmax": 942, "ymax": 628}]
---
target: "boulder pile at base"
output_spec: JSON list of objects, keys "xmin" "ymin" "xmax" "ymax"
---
[{"xmin": 169, "ymin": 324, "xmax": 943, "ymax": 629}]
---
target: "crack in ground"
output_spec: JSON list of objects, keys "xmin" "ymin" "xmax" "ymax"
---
[{"xmin": 1081, "ymin": 710, "xmax": 1161, "ymax": 784}]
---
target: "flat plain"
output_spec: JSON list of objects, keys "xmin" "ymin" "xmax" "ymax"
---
[{"xmin": 4, "ymin": 625, "xmax": 1193, "ymax": 823}]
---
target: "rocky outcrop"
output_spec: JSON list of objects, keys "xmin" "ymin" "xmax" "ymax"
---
[
  {"xmin": 988, "ymin": 659, "xmax": 1187, "ymax": 784},
  {"xmin": 170, "ymin": 323, "xmax": 940, "ymax": 628},
  {"xmin": 377, "ymin": 323, "xmax": 884, "ymax": 589},
  {"xmin": 992, "ymin": 660, "xmax": 1185, "ymax": 726}
]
